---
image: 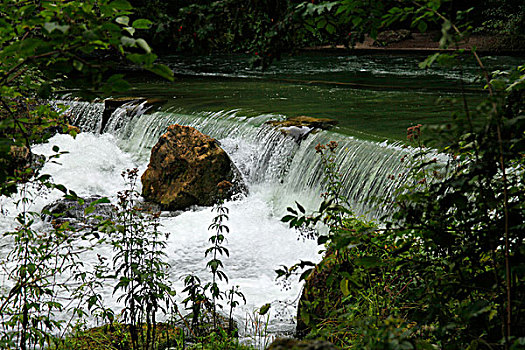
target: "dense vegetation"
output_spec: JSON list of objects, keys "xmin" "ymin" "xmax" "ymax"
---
[
  {"xmin": 127, "ymin": 0, "xmax": 525, "ymax": 60},
  {"xmin": 276, "ymin": 3, "xmax": 524, "ymax": 349},
  {"xmin": 0, "ymin": 0, "xmax": 524, "ymax": 349}
]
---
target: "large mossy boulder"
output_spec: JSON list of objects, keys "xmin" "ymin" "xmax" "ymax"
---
[
  {"xmin": 296, "ymin": 250, "xmax": 348, "ymax": 338},
  {"xmin": 141, "ymin": 124, "xmax": 246, "ymax": 210},
  {"xmin": 0, "ymin": 146, "xmax": 45, "ymax": 194}
]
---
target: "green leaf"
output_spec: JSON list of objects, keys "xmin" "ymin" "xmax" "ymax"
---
[
  {"xmin": 419, "ymin": 53, "xmax": 440, "ymax": 69},
  {"xmin": 146, "ymin": 64, "xmax": 174, "ymax": 81},
  {"xmin": 109, "ymin": 0, "xmax": 132, "ymax": 11},
  {"xmin": 418, "ymin": 21, "xmax": 428, "ymax": 33},
  {"xmin": 126, "ymin": 53, "xmax": 145, "ymax": 65},
  {"xmin": 127, "ymin": 52, "xmax": 156, "ymax": 66},
  {"xmin": 340, "ymin": 278, "xmax": 350, "ymax": 296},
  {"xmin": 43, "ymin": 22, "xmax": 70, "ymax": 34},
  {"xmin": 317, "ymin": 235, "xmax": 329, "ymax": 245},
  {"xmin": 120, "ymin": 36, "xmax": 136, "ymax": 47},
  {"xmin": 82, "ymin": 3, "xmax": 93, "ymax": 13},
  {"xmin": 300, "ymin": 308, "xmax": 311, "ymax": 325},
  {"xmin": 326, "ymin": 23, "xmax": 336, "ymax": 34},
  {"xmin": 281, "ymin": 215, "xmax": 295, "ymax": 222},
  {"xmin": 92, "ymin": 197, "xmax": 110, "ymax": 205},
  {"xmin": 132, "ymin": 19, "xmax": 152, "ymax": 29},
  {"xmin": 116, "ymin": 16, "xmax": 129, "ymax": 26},
  {"xmin": 85, "ymin": 205, "xmax": 95, "ymax": 215},
  {"xmin": 300, "ymin": 268, "xmax": 313, "ymax": 281},
  {"xmin": 37, "ymin": 83, "xmax": 52, "ymax": 99},
  {"xmin": 124, "ymin": 26, "xmax": 135, "ymax": 36},
  {"xmin": 135, "ymin": 38, "xmax": 151, "ymax": 53},
  {"xmin": 352, "ymin": 17, "xmax": 363, "ymax": 27},
  {"xmin": 73, "ymin": 60, "xmax": 84, "ymax": 71},
  {"xmin": 102, "ymin": 74, "xmax": 131, "ymax": 93},
  {"xmin": 55, "ymin": 184, "xmax": 67, "ymax": 194},
  {"xmin": 259, "ymin": 303, "xmax": 271, "ymax": 315},
  {"xmin": 354, "ymin": 256, "xmax": 383, "ymax": 268},
  {"xmin": 296, "ymin": 201, "xmax": 305, "ymax": 214}
]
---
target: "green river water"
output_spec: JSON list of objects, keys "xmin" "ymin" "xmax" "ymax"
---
[{"xmin": 118, "ymin": 52, "xmax": 522, "ymax": 141}]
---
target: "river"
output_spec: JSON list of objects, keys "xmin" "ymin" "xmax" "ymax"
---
[{"xmin": 0, "ymin": 52, "xmax": 520, "ymax": 343}]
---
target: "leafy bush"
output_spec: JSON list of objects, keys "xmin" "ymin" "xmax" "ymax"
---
[{"xmin": 281, "ymin": 4, "xmax": 525, "ymax": 344}]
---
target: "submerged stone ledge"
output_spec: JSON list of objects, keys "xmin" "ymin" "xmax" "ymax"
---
[
  {"xmin": 266, "ymin": 116, "xmax": 338, "ymax": 130},
  {"xmin": 101, "ymin": 97, "xmax": 167, "ymax": 133},
  {"xmin": 265, "ymin": 116, "xmax": 338, "ymax": 142}
]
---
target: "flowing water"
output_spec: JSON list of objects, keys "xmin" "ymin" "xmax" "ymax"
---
[{"xmin": 1, "ymin": 53, "xmax": 520, "ymax": 342}]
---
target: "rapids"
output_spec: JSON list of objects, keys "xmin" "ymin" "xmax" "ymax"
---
[{"xmin": 0, "ymin": 100, "xmax": 413, "ymax": 339}]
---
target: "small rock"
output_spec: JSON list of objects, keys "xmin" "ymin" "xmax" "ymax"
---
[
  {"xmin": 280, "ymin": 126, "xmax": 313, "ymax": 142},
  {"xmin": 41, "ymin": 196, "xmax": 114, "ymax": 227},
  {"xmin": 266, "ymin": 116, "xmax": 338, "ymax": 131},
  {"xmin": 3, "ymin": 146, "xmax": 45, "ymax": 182},
  {"xmin": 374, "ymin": 29, "xmax": 412, "ymax": 46}
]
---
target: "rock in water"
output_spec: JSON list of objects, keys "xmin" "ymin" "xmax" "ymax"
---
[
  {"xmin": 266, "ymin": 116, "xmax": 338, "ymax": 130},
  {"xmin": 41, "ymin": 195, "xmax": 115, "ymax": 232},
  {"xmin": 141, "ymin": 124, "xmax": 246, "ymax": 210}
]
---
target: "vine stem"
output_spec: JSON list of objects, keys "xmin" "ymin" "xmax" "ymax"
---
[{"xmin": 496, "ymin": 121, "xmax": 512, "ymax": 344}]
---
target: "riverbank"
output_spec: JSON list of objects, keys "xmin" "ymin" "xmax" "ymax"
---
[{"xmin": 302, "ymin": 31, "xmax": 525, "ymax": 56}]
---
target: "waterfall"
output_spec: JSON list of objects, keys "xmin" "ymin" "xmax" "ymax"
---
[
  {"xmin": 60, "ymin": 100, "xmax": 105, "ymax": 132},
  {"xmin": 58, "ymin": 100, "xmax": 412, "ymax": 220},
  {"xmin": 0, "ymin": 100, "xmax": 419, "ymax": 340}
]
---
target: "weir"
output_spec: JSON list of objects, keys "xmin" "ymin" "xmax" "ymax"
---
[
  {"xmin": 59, "ymin": 100, "xmax": 413, "ymax": 220},
  {"xmin": 0, "ymin": 99, "xmax": 420, "ymax": 335},
  {"xmin": 0, "ymin": 93, "xmax": 431, "ymax": 342}
]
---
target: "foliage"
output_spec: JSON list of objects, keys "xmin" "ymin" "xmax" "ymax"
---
[
  {"xmin": 127, "ymin": 0, "xmax": 384, "ymax": 65},
  {"xmin": 280, "ymin": 4, "xmax": 525, "ymax": 343},
  {"xmin": 153, "ymin": 0, "xmax": 304, "ymax": 68},
  {"xmin": 206, "ymin": 182, "xmax": 231, "ymax": 329},
  {"xmin": 0, "ymin": 1, "xmax": 175, "ymax": 347},
  {"xmin": 182, "ymin": 181, "xmax": 245, "ymax": 340},
  {"xmin": 0, "ymin": 162, "xmax": 174, "ymax": 350},
  {"xmin": 126, "ymin": 0, "xmax": 525, "ymax": 64},
  {"xmin": 0, "ymin": 150, "xmax": 112, "ymax": 349},
  {"xmin": 111, "ymin": 168, "xmax": 174, "ymax": 350},
  {"xmin": 456, "ymin": 0, "xmax": 525, "ymax": 35},
  {"xmin": 0, "ymin": 0, "xmax": 173, "ymax": 196},
  {"xmin": 244, "ymin": 303, "xmax": 273, "ymax": 349},
  {"xmin": 56, "ymin": 322, "xmax": 182, "ymax": 350},
  {"xmin": 284, "ymin": 81, "xmax": 524, "ymax": 346},
  {"xmin": 281, "ymin": 144, "xmax": 420, "ymax": 347},
  {"xmin": 0, "ymin": 1, "xmax": 261, "ymax": 349},
  {"xmin": 388, "ymin": 65, "xmax": 525, "ymax": 347}
]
